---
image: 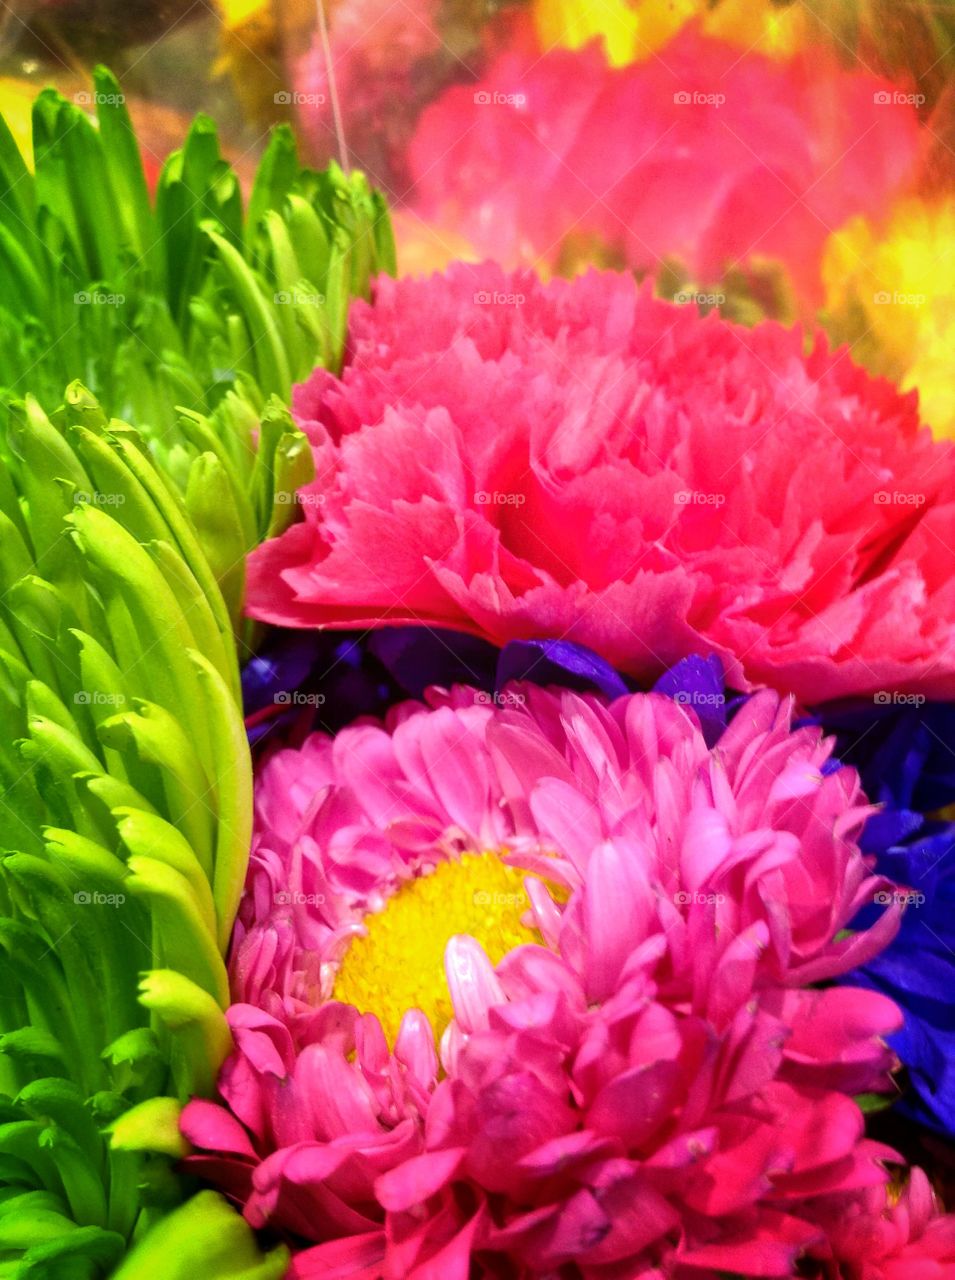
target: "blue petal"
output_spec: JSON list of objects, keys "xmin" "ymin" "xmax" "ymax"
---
[{"xmin": 496, "ymin": 639, "xmax": 629, "ymax": 700}]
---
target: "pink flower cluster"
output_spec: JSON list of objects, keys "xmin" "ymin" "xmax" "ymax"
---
[
  {"xmin": 181, "ymin": 683, "xmax": 953, "ymax": 1277},
  {"xmin": 405, "ymin": 30, "xmax": 919, "ymax": 302},
  {"xmin": 246, "ymin": 264, "xmax": 955, "ymax": 704}
]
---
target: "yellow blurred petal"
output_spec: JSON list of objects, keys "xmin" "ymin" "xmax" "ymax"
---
[
  {"xmin": 702, "ymin": 0, "xmax": 806, "ymax": 58},
  {"xmin": 533, "ymin": 0, "xmax": 807, "ymax": 64},
  {"xmin": 214, "ymin": 0, "xmax": 271, "ymax": 33},
  {"xmin": 0, "ymin": 77, "xmax": 36, "ymax": 167},
  {"xmin": 822, "ymin": 198, "xmax": 955, "ymax": 439},
  {"xmin": 535, "ymin": 0, "xmax": 649, "ymax": 65},
  {"xmin": 393, "ymin": 209, "xmax": 484, "ymax": 277}
]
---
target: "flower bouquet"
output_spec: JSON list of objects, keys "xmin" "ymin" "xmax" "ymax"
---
[{"xmin": 1, "ymin": 3, "xmax": 955, "ymax": 1278}]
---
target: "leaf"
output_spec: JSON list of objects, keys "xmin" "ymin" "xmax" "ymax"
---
[
  {"xmin": 108, "ymin": 1098, "xmax": 187, "ymax": 1159},
  {"xmin": 110, "ymin": 1192, "xmax": 288, "ymax": 1280}
]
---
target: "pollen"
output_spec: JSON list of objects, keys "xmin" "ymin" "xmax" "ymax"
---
[{"xmin": 331, "ymin": 851, "xmax": 540, "ymax": 1045}]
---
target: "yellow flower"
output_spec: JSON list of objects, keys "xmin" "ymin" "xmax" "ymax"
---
[
  {"xmin": 533, "ymin": 0, "xmax": 806, "ymax": 65},
  {"xmin": 215, "ymin": 0, "xmax": 272, "ymax": 33},
  {"xmin": 213, "ymin": 0, "xmax": 284, "ymax": 122},
  {"xmin": 702, "ymin": 0, "xmax": 806, "ymax": 56},
  {"xmin": 0, "ymin": 77, "xmax": 37, "ymax": 165},
  {"xmin": 822, "ymin": 199, "xmax": 955, "ymax": 440}
]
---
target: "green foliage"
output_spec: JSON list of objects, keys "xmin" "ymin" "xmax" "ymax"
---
[
  {"xmin": 0, "ymin": 65, "xmax": 397, "ymax": 1275},
  {"xmin": 110, "ymin": 1192, "xmax": 287, "ymax": 1280},
  {"xmin": 0, "ymin": 66, "xmax": 394, "ymax": 625},
  {"xmin": 0, "ymin": 394, "xmax": 252, "ymax": 1277}
]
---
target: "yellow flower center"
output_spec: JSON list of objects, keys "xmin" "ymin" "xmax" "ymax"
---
[{"xmin": 332, "ymin": 852, "xmax": 539, "ymax": 1046}]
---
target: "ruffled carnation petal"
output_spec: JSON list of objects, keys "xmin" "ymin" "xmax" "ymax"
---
[{"xmin": 247, "ymin": 265, "xmax": 955, "ymax": 704}]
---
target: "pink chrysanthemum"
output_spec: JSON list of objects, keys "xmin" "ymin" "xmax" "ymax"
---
[
  {"xmin": 404, "ymin": 29, "xmax": 918, "ymax": 302},
  {"xmin": 183, "ymin": 685, "xmax": 910, "ymax": 1277},
  {"xmin": 246, "ymin": 264, "xmax": 955, "ymax": 704}
]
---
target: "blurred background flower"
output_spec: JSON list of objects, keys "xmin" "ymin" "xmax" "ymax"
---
[
  {"xmin": 403, "ymin": 29, "xmax": 919, "ymax": 306},
  {"xmin": 532, "ymin": 0, "xmax": 808, "ymax": 65},
  {"xmin": 823, "ymin": 196, "xmax": 955, "ymax": 440}
]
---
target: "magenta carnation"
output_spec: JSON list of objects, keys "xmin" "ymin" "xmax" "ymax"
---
[
  {"xmin": 183, "ymin": 684, "xmax": 909, "ymax": 1276},
  {"xmin": 812, "ymin": 1167, "xmax": 955, "ymax": 1278},
  {"xmin": 245, "ymin": 264, "xmax": 955, "ymax": 703},
  {"xmin": 404, "ymin": 29, "xmax": 918, "ymax": 302}
]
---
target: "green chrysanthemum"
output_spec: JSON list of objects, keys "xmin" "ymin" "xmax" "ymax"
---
[
  {"xmin": 0, "ymin": 392, "xmax": 268, "ymax": 1277},
  {"xmin": 0, "ymin": 65, "xmax": 394, "ymax": 629},
  {"xmin": 0, "ymin": 67, "xmax": 393, "ymax": 1279}
]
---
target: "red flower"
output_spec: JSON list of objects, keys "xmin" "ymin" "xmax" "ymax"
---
[
  {"xmin": 246, "ymin": 264, "xmax": 955, "ymax": 704},
  {"xmin": 405, "ymin": 30, "xmax": 918, "ymax": 304}
]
